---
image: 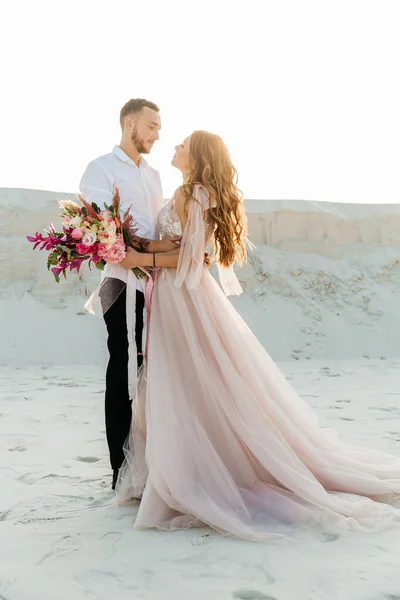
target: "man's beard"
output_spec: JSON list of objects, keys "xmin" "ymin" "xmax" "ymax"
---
[{"xmin": 131, "ymin": 127, "xmax": 149, "ymax": 154}]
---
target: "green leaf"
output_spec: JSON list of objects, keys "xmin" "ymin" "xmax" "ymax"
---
[
  {"xmin": 81, "ymin": 207, "xmax": 87, "ymax": 217},
  {"xmin": 95, "ymin": 261, "xmax": 105, "ymax": 270},
  {"xmin": 47, "ymin": 252, "xmax": 59, "ymax": 271},
  {"xmin": 92, "ymin": 202, "xmax": 101, "ymax": 214},
  {"xmin": 47, "ymin": 255, "xmax": 59, "ymax": 269},
  {"xmin": 104, "ymin": 202, "xmax": 110, "ymax": 211}
]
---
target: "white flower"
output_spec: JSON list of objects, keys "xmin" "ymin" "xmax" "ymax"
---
[
  {"xmin": 70, "ymin": 215, "xmax": 82, "ymax": 228},
  {"xmin": 105, "ymin": 224, "xmax": 117, "ymax": 235},
  {"xmin": 98, "ymin": 231, "xmax": 117, "ymax": 246},
  {"xmin": 107, "ymin": 234, "xmax": 117, "ymax": 246},
  {"xmin": 97, "ymin": 232, "xmax": 108, "ymax": 244},
  {"xmin": 82, "ymin": 232, "xmax": 97, "ymax": 246}
]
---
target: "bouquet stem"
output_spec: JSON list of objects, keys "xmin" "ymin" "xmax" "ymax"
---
[{"xmin": 132, "ymin": 267, "xmax": 148, "ymax": 279}]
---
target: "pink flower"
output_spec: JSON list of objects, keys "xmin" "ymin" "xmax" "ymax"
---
[
  {"xmin": 91, "ymin": 253, "xmax": 101, "ymax": 265},
  {"xmin": 76, "ymin": 242, "xmax": 98, "ymax": 255},
  {"xmin": 97, "ymin": 236, "xmax": 126, "ymax": 264},
  {"xmin": 76, "ymin": 243, "xmax": 90, "ymax": 255},
  {"xmin": 71, "ymin": 228, "xmax": 83, "ymax": 240},
  {"xmin": 64, "ymin": 216, "xmax": 71, "ymax": 223}
]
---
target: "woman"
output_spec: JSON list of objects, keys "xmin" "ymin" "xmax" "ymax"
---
[{"xmin": 116, "ymin": 130, "xmax": 400, "ymax": 541}]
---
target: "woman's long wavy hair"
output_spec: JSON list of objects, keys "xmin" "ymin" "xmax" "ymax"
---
[{"xmin": 181, "ymin": 130, "xmax": 248, "ymax": 268}]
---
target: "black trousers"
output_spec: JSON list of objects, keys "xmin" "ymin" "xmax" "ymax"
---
[{"xmin": 103, "ymin": 283, "xmax": 145, "ymax": 470}]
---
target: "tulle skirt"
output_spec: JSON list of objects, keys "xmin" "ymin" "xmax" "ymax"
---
[{"xmin": 116, "ymin": 267, "xmax": 400, "ymax": 541}]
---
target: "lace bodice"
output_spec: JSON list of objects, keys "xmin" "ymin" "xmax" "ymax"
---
[
  {"xmin": 157, "ymin": 196, "xmax": 215, "ymax": 243},
  {"xmin": 158, "ymin": 199, "xmax": 182, "ymax": 239}
]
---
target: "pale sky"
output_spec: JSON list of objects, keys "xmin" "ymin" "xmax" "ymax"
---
[{"xmin": 1, "ymin": 0, "xmax": 399, "ymax": 203}]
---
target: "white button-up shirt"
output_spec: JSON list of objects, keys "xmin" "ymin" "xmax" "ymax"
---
[{"xmin": 79, "ymin": 145, "xmax": 164, "ymax": 287}]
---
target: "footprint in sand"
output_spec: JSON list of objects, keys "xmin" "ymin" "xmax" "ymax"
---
[
  {"xmin": 38, "ymin": 534, "xmax": 82, "ymax": 564},
  {"xmin": 232, "ymin": 590, "xmax": 276, "ymax": 600},
  {"xmin": 75, "ymin": 456, "xmax": 101, "ymax": 463},
  {"xmin": 74, "ymin": 569, "xmax": 139, "ymax": 599},
  {"xmin": 321, "ymin": 533, "xmax": 339, "ymax": 542},
  {"xmin": 18, "ymin": 472, "xmax": 80, "ymax": 486},
  {"xmin": 191, "ymin": 532, "xmax": 213, "ymax": 546},
  {"xmin": 8, "ymin": 445, "xmax": 27, "ymax": 452},
  {"xmin": 48, "ymin": 381, "xmax": 83, "ymax": 388},
  {"xmin": 101, "ymin": 531, "xmax": 123, "ymax": 557},
  {"xmin": 1, "ymin": 493, "xmax": 103, "ymax": 524}
]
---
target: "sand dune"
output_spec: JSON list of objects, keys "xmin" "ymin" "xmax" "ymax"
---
[{"xmin": 2, "ymin": 187, "xmax": 400, "ymax": 365}]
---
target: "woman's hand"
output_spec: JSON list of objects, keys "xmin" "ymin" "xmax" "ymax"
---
[
  {"xmin": 120, "ymin": 247, "xmax": 142, "ymax": 269},
  {"xmin": 156, "ymin": 237, "xmax": 181, "ymax": 252}
]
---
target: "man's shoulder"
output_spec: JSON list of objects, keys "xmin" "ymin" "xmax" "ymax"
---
[
  {"xmin": 81, "ymin": 153, "xmax": 118, "ymax": 184},
  {"xmin": 86, "ymin": 151, "xmax": 116, "ymax": 170}
]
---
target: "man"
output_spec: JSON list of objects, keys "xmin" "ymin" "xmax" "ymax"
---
[{"xmin": 80, "ymin": 99, "xmax": 180, "ymax": 489}]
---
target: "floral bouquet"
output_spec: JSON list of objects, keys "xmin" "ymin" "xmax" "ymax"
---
[{"xmin": 27, "ymin": 189, "xmax": 148, "ymax": 282}]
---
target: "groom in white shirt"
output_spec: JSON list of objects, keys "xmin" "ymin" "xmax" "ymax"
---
[{"xmin": 80, "ymin": 99, "xmax": 179, "ymax": 489}]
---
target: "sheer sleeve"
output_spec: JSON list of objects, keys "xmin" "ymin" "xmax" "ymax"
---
[
  {"xmin": 217, "ymin": 263, "xmax": 243, "ymax": 296},
  {"xmin": 174, "ymin": 184, "xmax": 243, "ymax": 296},
  {"xmin": 174, "ymin": 184, "xmax": 209, "ymax": 290}
]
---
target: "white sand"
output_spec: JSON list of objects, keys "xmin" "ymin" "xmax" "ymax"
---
[
  {"xmin": 2, "ymin": 361, "xmax": 400, "ymax": 599},
  {"xmin": 2, "ymin": 188, "xmax": 400, "ymax": 598}
]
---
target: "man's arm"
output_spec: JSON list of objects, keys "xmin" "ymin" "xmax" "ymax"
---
[
  {"xmin": 120, "ymin": 247, "xmax": 180, "ymax": 268},
  {"xmin": 129, "ymin": 235, "xmax": 181, "ymax": 253},
  {"xmin": 120, "ymin": 247, "xmax": 211, "ymax": 269}
]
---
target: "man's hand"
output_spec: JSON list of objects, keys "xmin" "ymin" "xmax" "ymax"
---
[{"xmin": 156, "ymin": 237, "xmax": 181, "ymax": 253}]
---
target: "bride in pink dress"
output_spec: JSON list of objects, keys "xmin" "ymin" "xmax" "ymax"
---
[{"xmin": 116, "ymin": 130, "xmax": 400, "ymax": 541}]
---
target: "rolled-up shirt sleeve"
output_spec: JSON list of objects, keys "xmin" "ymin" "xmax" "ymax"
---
[{"xmin": 79, "ymin": 160, "xmax": 114, "ymax": 206}]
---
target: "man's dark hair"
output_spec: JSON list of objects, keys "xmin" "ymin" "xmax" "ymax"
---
[{"xmin": 120, "ymin": 98, "xmax": 160, "ymax": 129}]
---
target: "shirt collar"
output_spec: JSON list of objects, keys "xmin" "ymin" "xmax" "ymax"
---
[{"xmin": 112, "ymin": 145, "xmax": 148, "ymax": 168}]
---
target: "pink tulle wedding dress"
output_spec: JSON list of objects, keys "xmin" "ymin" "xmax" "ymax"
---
[{"xmin": 116, "ymin": 184, "xmax": 400, "ymax": 541}]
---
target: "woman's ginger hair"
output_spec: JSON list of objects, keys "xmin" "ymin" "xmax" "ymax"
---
[{"xmin": 181, "ymin": 130, "xmax": 248, "ymax": 268}]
